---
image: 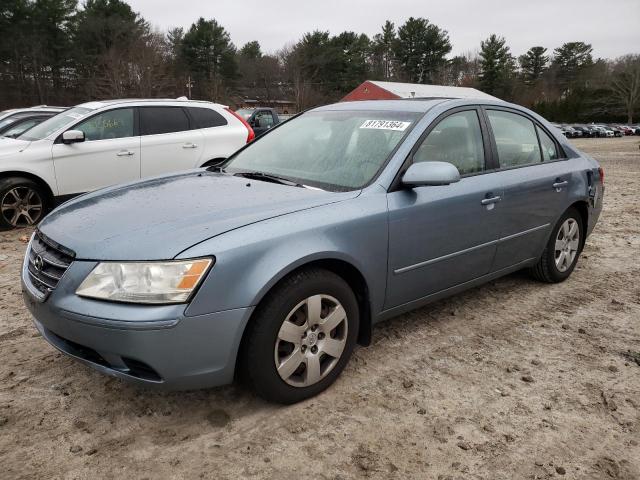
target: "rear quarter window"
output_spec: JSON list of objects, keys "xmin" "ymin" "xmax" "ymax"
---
[
  {"xmin": 188, "ymin": 107, "xmax": 227, "ymax": 129},
  {"xmin": 536, "ymin": 125, "xmax": 560, "ymax": 161}
]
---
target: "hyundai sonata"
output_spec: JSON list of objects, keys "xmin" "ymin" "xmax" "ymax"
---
[{"xmin": 22, "ymin": 98, "xmax": 604, "ymax": 403}]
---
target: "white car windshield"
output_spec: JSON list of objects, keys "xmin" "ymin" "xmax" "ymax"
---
[
  {"xmin": 225, "ymin": 110, "xmax": 420, "ymax": 191},
  {"xmin": 235, "ymin": 109, "xmax": 254, "ymax": 120},
  {"xmin": 18, "ymin": 107, "xmax": 92, "ymax": 141}
]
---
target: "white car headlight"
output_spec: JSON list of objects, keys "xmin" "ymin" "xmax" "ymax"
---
[{"xmin": 76, "ymin": 258, "xmax": 213, "ymax": 304}]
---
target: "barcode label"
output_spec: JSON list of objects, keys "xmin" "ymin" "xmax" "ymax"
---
[{"xmin": 360, "ymin": 120, "xmax": 411, "ymax": 131}]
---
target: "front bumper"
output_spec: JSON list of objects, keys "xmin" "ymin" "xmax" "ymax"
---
[{"xmin": 22, "ymin": 256, "xmax": 253, "ymax": 390}]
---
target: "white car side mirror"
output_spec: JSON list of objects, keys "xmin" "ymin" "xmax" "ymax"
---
[{"xmin": 62, "ymin": 130, "xmax": 85, "ymax": 144}]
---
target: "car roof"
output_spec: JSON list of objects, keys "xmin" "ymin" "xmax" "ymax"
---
[
  {"xmin": 314, "ymin": 98, "xmax": 513, "ymax": 114},
  {"xmin": 3, "ymin": 106, "xmax": 65, "ymax": 113},
  {"xmin": 76, "ymin": 99, "xmax": 220, "ymax": 109},
  {"xmin": 314, "ymin": 99, "xmax": 450, "ymax": 113}
]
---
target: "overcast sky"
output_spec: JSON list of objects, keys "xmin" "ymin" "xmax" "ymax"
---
[{"xmin": 127, "ymin": 0, "xmax": 639, "ymax": 59}]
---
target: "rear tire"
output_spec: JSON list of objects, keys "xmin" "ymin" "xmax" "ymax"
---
[
  {"xmin": 240, "ymin": 268, "xmax": 359, "ymax": 404},
  {"xmin": 530, "ymin": 207, "xmax": 583, "ymax": 283},
  {"xmin": 0, "ymin": 177, "xmax": 48, "ymax": 231}
]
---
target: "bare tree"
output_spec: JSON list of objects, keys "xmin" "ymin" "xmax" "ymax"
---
[{"xmin": 610, "ymin": 54, "xmax": 640, "ymax": 124}]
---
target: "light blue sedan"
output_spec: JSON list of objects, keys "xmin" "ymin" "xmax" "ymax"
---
[{"xmin": 22, "ymin": 98, "xmax": 604, "ymax": 403}]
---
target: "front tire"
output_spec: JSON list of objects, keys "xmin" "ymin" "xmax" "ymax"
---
[
  {"xmin": 530, "ymin": 207, "xmax": 583, "ymax": 283},
  {"xmin": 241, "ymin": 268, "xmax": 359, "ymax": 404},
  {"xmin": 0, "ymin": 177, "xmax": 47, "ymax": 230}
]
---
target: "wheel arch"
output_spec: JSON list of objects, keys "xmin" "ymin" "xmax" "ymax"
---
[
  {"xmin": 0, "ymin": 170, "xmax": 55, "ymax": 204},
  {"xmin": 242, "ymin": 256, "xmax": 374, "ymax": 353},
  {"xmin": 569, "ymin": 200, "xmax": 589, "ymax": 251}
]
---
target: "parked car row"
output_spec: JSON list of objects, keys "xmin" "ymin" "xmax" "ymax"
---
[
  {"xmin": 553, "ymin": 123, "xmax": 640, "ymax": 138},
  {"xmin": 0, "ymin": 99, "xmax": 254, "ymax": 229}
]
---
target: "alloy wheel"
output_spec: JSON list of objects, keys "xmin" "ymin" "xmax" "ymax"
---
[
  {"xmin": 554, "ymin": 218, "xmax": 580, "ymax": 273},
  {"xmin": 1, "ymin": 186, "xmax": 44, "ymax": 227},
  {"xmin": 274, "ymin": 294, "xmax": 348, "ymax": 387}
]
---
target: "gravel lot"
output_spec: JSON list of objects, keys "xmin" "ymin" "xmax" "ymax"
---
[{"xmin": 1, "ymin": 137, "xmax": 639, "ymax": 479}]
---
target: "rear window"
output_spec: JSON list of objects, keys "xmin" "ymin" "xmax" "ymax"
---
[
  {"xmin": 187, "ymin": 107, "xmax": 227, "ymax": 129},
  {"xmin": 487, "ymin": 110, "xmax": 541, "ymax": 168},
  {"xmin": 140, "ymin": 107, "xmax": 190, "ymax": 135}
]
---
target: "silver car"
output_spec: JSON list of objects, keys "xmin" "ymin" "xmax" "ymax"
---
[{"xmin": 22, "ymin": 99, "xmax": 604, "ymax": 403}]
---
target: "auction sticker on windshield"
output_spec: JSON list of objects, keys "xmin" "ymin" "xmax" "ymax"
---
[{"xmin": 360, "ymin": 120, "xmax": 411, "ymax": 131}]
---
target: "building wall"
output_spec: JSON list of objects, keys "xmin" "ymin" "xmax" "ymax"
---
[{"xmin": 341, "ymin": 81, "xmax": 400, "ymax": 102}]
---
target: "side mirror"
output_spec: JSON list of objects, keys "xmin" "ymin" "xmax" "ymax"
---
[
  {"xmin": 401, "ymin": 161, "xmax": 460, "ymax": 187},
  {"xmin": 62, "ymin": 130, "xmax": 85, "ymax": 144}
]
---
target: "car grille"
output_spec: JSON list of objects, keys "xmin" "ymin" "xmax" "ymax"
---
[{"xmin": 27, "ymin": 231, "xmax": 75, "ymax": 295}]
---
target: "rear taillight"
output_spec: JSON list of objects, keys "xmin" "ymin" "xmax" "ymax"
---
[
  {"xmin": 225, "ymin": 108, "xmax": 255, "ymax": 143},
  {"xmin": 598, "ymin": 167, "xmax": 604, "ymax": 185}
]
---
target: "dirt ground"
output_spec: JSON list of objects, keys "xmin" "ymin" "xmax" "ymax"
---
[{"xmin": 1, "ymin": 137, "xmax": 639, "ymax": 480}]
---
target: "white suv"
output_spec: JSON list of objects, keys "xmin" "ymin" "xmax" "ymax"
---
[{"xmin": 0, "ymin": 99, "xmax": 254, "ymax": 229}]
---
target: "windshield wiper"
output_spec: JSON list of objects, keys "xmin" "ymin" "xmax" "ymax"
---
[{"xmin": 233, "ymin": 171, "xmax": 304, "ymax": 188}]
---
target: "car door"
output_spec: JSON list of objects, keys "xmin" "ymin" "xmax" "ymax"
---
[
  {"xmin": 251, "ymin": 110, "xmax": 275, "ymax": 137},
  {"xmin": 385, "ymin": 108, "xmax": 504, "ymax": 309},
  {"xmin": 51, "ymin": 107, "xmax": 140, "ymax": 196},
  {"xmin": 139, "ymin": 106, "xmax": 204, "ymax": 177},
  {"xmin": 483, "ymin": 108, "xmax": 572, "ymax": 271}
]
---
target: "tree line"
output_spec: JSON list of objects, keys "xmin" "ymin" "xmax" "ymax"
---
[{"xmin": 1, "ymin": 0, "xmax": 639, "ymax": 122}]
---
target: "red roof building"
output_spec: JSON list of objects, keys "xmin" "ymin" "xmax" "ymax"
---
[{"xmin": 342, "ymin": 80, "xmax": 497, "ymax": 102}]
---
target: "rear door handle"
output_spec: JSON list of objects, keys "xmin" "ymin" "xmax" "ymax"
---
[
  {"xmin": 182, "ymin": 143, "xmax": 198, "ymax": 149},
  {"xmin": 553, "ymin": 180, "xmax": 569, "ymax": 190},
  {"xmin": 116, "ymin": 150, "xmax": 135, "ymax": 156},
  {"xmin": 481, "ymin": 196, "xmax": 502, "ymax": 205}
]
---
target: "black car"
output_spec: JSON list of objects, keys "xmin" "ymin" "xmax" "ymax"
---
[{"xmin": 572, "ymin": 126, "xmax": 594, "ymax": 138}]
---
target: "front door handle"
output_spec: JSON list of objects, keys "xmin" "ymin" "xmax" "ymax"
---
[
  {"xmin": 182, "ymin": 143, "xmax": 198, "ymax": 149},
  {"xmin": 116, "ymin": 150, "xmax": 135, "ymax": 156},
  {"xmin": 553, "ymin": 180, "xmax": 569, "ymax": 190},
  {"xmin": 481, "ymin": 196, "xmax": 502, "ymax": 205}
]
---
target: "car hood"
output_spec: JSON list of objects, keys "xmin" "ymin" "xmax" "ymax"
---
[
  {"xmin": 0, "ymin": 138, "xmax": 31, "ymax": 157},
  {"xmin": 39, "ymin": 170, "xmax": 359, "ymax": 260}
]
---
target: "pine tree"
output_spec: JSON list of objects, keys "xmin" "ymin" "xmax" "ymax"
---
[
  {"xmin": 479, "ymin": 34, "xmax": 515, "ymax": 98},
  {"xmin": 519, "ymin": 46, "xmax": 548, "ymax": 84},
  {"xmin": 394, "ymin": 17, "xmax": 451, "ymax": 84}
]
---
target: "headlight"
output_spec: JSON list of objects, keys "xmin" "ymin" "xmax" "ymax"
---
[{"xmin": 76, "ymin": 258, "xmax": 213, "ymax": 304}]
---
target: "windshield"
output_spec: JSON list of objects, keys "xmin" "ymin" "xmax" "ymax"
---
[
  {"xmin": 235, "ymin": 109, "xmax": 254, "ymax": 119},
  {"xmin": 225, "ymin": 110, "xmax": 420, "ymax": 191},
  {"xmin": 18, "ymin": 107, "xmax": 92, "ymax": 141}
]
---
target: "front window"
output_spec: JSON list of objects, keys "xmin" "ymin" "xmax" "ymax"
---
[
  {"xmin": 18, "ymin": 107, "xmax": 92, "ymax": 141},
  {"xmin": 76, "ymin": 108, "xmax": 134, "ymax": 141},
  {"xmin": 413, "ymin": 110, "xmax": 485, "ymax": 175},
  {"xmin": 225, "ymin": 110, "xmax": 420, "ymax": 190}
]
